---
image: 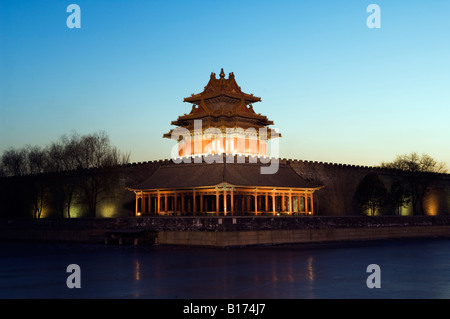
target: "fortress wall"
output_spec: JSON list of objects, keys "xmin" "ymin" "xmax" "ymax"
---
[
  {"xmin": 157, "ymin": 226, "xmax": 450, "ymax": 247},
  {"xmin": 1, "ymin": 157, "xmax": 449, "ymax": 218},
  {"xmin": 288, "ymin": 159, "xmax": 450, "ymax": 216}
]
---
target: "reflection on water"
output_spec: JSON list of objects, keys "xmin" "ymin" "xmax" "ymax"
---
[
  {"xmin": 135, "ymin": 260, "xmax": 140, "ymax": 282},
  {"xmin": 307, "ymin": 256, "xmax": 314, "ymax": 282},
  {"xmin": 1, "ymin": 239, "xmax": 450, "ymax": 299}
]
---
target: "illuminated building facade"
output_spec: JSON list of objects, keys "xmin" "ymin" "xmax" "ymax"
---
[
  {"xmin": 127, "ymin": 159, "xmax": 322, "ymax": 216},
  {"xmin": 128, "ymin": 69, "xmax": 323, "ymax": 216}
]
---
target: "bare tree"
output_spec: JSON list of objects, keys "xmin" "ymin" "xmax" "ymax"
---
[
  {"xmin": 389, "ymin": 180, "xmax": 411, "ymax": 215},
  {"xmin": 29, "ymin": 175, "xmax": 47, "ymax": 218},
  {"xmin": 1, "ymin": 145, "xmax": 50, "ymax": 176},
  {"xmin": 381, "ymin": 152, "xmax": 447, "ymax": 215},
  {"xmin": 1, "ymin": 148, "xmax": 28, "ymax": 176},
  {"xmin": 0, "ymin": 145, "xmax": 50, "ymax": 218},
  {"xmin": 354, "ymin": 173, "xmax": 388, "ymax": 216},
  {"xmin": 74, "ymin": 131, "xmax": 130, "ymax": 217},
  {"xmin": 26, "ymin": 145, "xmax": 49, "ymax": 174},
  {"xmin": 44, "ymin": 131, "xmax": 130, "ymax": 218},
  {"xmin": 0, "ymin": 130, "xmax": 130, "ymax": 218},
  {"xmin": 47, "ymin": 137, "xmax": 80, "ymax": 218}
]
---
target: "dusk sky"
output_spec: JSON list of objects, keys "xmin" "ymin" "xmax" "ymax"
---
[{"xmin": 1, "ymin": 0, "xmax": 449, "ymax": 168}]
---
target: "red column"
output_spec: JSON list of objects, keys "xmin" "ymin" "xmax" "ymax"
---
[
  {"xmin": 216, "ymin": 190, "xmax": 219, "ymax": 215},
  {"xmin": 272, "ymin": 192, "xmax": 276, "ymax": 215},
  {"xmin": 135, "ymin": 194, "xmax": 139, "ymax": 216},
  {"xmin": 303, "ymin": 194, "xmax": 307, "ymax": 213},
  {"xmin": 193, "ymin": 190, "xmax": 196, "ymax": 216},
  {"xmin": 265, "ymin": 193, "xmax": 268, "ymax": 213},
  {"xmin": 288, "ymin": 192, "xmax": 292, "ymax": 215},
  {"xmin": 157, "ymin": 192, "xmax": 160, "ymax": 215},
  {"xmin": 223, "ymin": 189, "xmax": 227, "ymax": 215},
  {"xmin": 231, "ymin": 189, "xmax": 234, "ymax": 216}
]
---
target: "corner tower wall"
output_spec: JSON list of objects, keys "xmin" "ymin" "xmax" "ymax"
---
[{"xmin": 288, "ymin": 159, "xmax": 450, "ymax": 216}]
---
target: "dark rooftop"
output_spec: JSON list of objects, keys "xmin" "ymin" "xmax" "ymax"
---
[{"xmin": 127, "ymin": 160, "xmax": 323, "ymax": 191}]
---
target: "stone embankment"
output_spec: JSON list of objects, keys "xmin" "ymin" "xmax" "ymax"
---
[{"xmin": 1, "ymin": 216, "xmax": 450, "ymax": 247}]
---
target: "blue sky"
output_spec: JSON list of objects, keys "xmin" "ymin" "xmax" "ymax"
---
[{"xmin": 1, "ymin": 0, "xmax": 449, "ymax": 168}]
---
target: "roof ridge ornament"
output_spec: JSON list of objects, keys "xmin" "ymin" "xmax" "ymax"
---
[{"xmin": 219, "ymin": 68, "xmax": 225, "ymax": 79}]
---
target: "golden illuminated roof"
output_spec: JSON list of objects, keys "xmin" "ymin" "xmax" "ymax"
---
[
  {"xmin": 183, "ymin": 68, "xmax": 262, "ymax": 105},
  {"xmin": 163, "ymin": 69, "xmax": 280, "ymax": 140}
]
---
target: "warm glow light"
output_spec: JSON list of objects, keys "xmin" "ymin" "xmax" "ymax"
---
[
  {"xmin": 425, "ymin": 193, "xmax": 439, "ymax": 216},
  {"xmin": 177, "ymin": 133, "xmax": 270, "ymax": 157},
  {"xmin": 39, "ymin": 207, "xmax": 50, "ymax": 218},
  {"xmin": 99, "ymin": 202, "xmax": 118, "ymax": 218},
  {"xmin": 68, "ymin": 205, "xmax": 83, "ymax": 218}
]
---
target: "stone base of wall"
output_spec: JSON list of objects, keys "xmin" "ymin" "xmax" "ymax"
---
[
  {"xmin": 157, "ymin": 226, "xmax": 450, "ymax": 248},
  {"xmin": 2, "ymin": 217, "xmax": 450, "ymax": 247},
  {"xmin": 0, "ymin": 228, "xmax": 108, "ymax": 243}
]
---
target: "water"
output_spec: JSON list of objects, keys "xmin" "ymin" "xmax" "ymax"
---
[{"xmin": 1, "ymin": 239, "xmax": 450, "ymax": 299}]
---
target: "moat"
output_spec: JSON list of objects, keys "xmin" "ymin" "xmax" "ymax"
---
[{"xmin": 2, "ymin": 238, "xmax": 450, "ymax": 299}]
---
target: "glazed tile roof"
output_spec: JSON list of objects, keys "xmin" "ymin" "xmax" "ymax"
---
[
  {"xmin": 127, "ymin": 160, "xmax": 322, "ymax": 191},
  {"xmin": 183, "ymin": 68, "xmax": 261, "ymax": 104}
]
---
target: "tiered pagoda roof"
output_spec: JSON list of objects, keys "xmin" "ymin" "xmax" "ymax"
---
[{"xmin": 163, "ymin": 69, "xmax": 279, "ymax": 138}]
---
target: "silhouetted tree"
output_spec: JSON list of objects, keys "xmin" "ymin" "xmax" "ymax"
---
[
  {"xmin": 26, "ymin": 146, "xmax": 50, "ymax": 218},
  {"xmin": 47, "ymin": 136, "xmax": 82, "ymax": 218},
  {"xmin": 0, "ymin": 130, "xmax": 130, "ymax": 218},
  {"xmin": 1, "ymin": 148, "xmax": 28, "ymax": 176},
  {"xmin": 381, "ymin": 153, "xmax": 447, "ymax": 215},
  {"xmin": 72, "ymin": 131, "xmax": 130, "ymax": 217},
  {"xmin": 389, "ymin": 181, "xmax": 411, "ymax": 215},
  {"xmin": 1, "ymin": 145, "xmax": 49, "ymax": 176},
  {"xmin": 46, "ymin": 131, "xmax": 129, "ymax": 217},
  {"xmin": 1, "ymin": 146, "xmax": 50, "ymax": 218},
  {"xmin": 46, "ymin": 172, "xmax": 78, "ymax": 218},
  {"xmin": 26, "ymin": 145, "xmax": 49, "ymax": 174},
  {"xmin": 354, "ymin": 174, "xmax": 388, "ymax": 216},
  {"xmin": 30, "ymin": 175, "xmax": 47, "ymax": 218}
]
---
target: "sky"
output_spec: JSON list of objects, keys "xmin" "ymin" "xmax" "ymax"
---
[{"xmin": 1, "ymin": 0, "xmax": 449, "ymax": 168}]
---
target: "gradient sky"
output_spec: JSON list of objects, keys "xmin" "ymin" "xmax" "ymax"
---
[{"xmin": 1, "ymin": 0, "xmax": 449, "ymax": 168}]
